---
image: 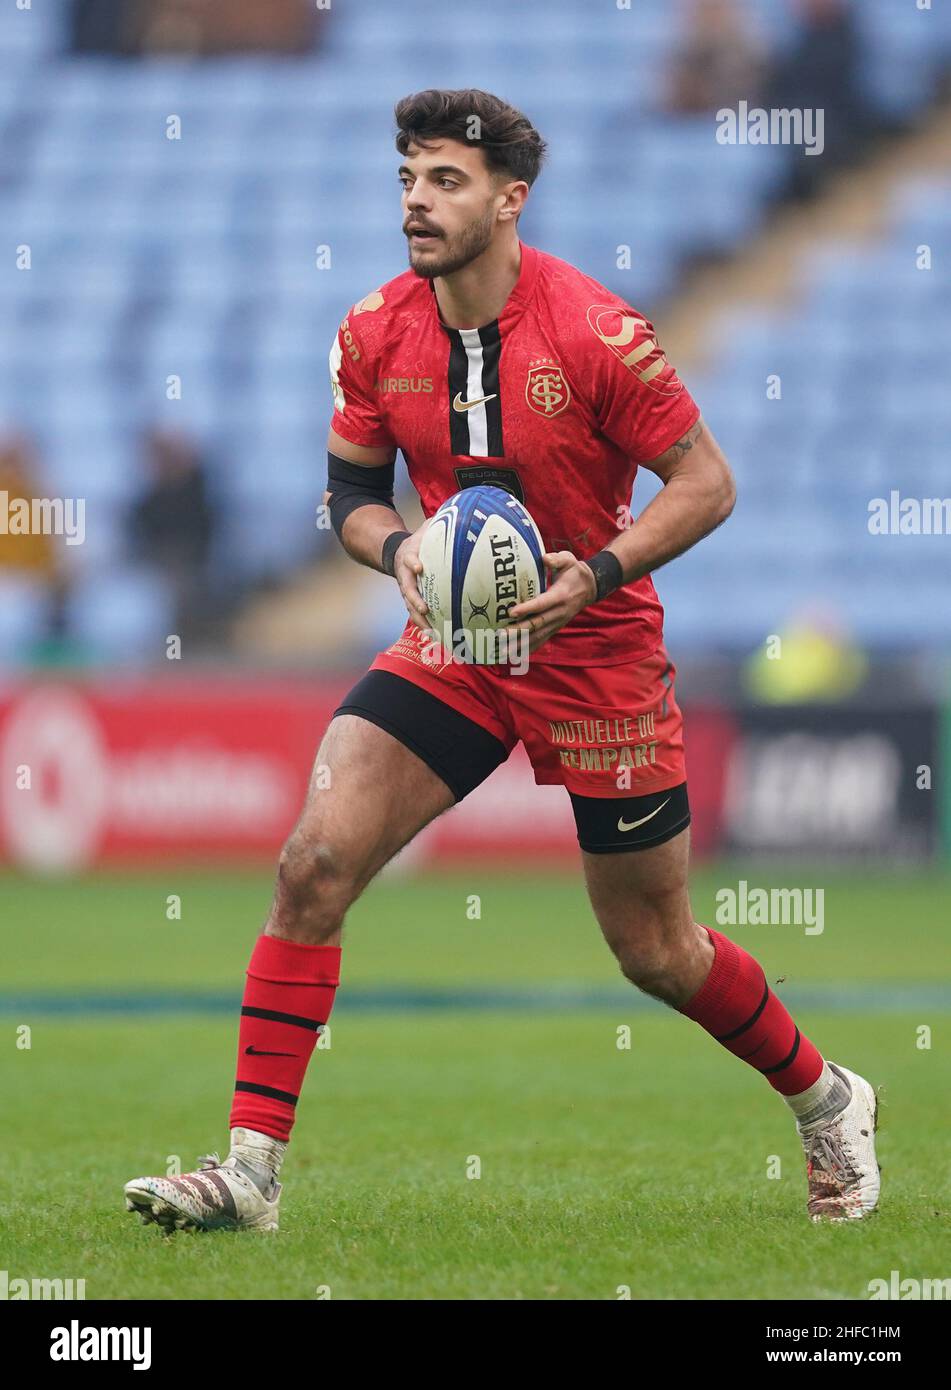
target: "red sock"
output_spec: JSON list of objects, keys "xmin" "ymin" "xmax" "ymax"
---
[
  {"xmin": 229, "ymin": 934, "xmax": 341, "ymax": 1142},
  {"xmin": 680, "ymin": 926, "xmax": 823, "ymax": 1096}
]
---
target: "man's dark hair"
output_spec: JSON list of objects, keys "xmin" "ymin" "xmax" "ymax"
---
[{"xmin": 394, "ymin": 88, "xmax": 547, "ymax": 187}]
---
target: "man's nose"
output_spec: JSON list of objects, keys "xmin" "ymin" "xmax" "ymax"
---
[{"xmin": 405, "ymin": 180, "xmax": 430, "ymax": 209}]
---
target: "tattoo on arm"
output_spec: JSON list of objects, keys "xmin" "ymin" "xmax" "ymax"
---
[{"xmin": 658, "ymin": 419, "xmax": 705, "ymax": 467}]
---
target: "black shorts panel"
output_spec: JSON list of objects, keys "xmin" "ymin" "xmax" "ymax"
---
[
  {"xmin": 334, "ymin": 669, "xmax": 509, "ymax": 803},
  {"xmin": 569, "ymin": 782, "xmax": 691, "ymax": 854}
]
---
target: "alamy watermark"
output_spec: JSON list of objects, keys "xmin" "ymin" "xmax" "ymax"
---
[
  {"xmin": 422, "ymin": 623, "xmax": 531, "ymax": 675},
  {"xmin": 50, "ymin": 1321, "xmax": 151, "ymax": 1369},
  {"xmin": 716, "ymin": 101, "xmax": 824, "ymax": 157},
  {"xmin": 868, "ymin": 1271, "xmax": 951, "ymax": 1300},
  {"xmin": 868, "ymin": 491, "xmax": 951, "ymax": 535},
  {"xmin": 715, "ymin": 880, "xmax": 824, "ymax": 935},
  {"xmin": 0, "ymin": 491, "xmax": 85, "ymax": 545},
  {"xmin": 1, "ymin": 1267, "xmax": 86, "ymax": 1299}
]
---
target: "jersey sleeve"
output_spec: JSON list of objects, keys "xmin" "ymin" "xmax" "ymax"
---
[
  {"xmin": 584, "ymin": 303, "xmax": 700, "ymax": 463},
  {"xmin": 328, "ymin": 310, "xmax": 395, "ymax": 450}
]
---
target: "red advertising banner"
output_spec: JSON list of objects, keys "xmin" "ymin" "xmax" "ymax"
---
[{"xmin": 0, "ymin": 677, "xmax": 731, "ymax": 871}]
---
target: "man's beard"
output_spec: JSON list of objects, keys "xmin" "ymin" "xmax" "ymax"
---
[{"xmin": 407, "ymin": 208, "xmax": 495, "ymax": 280}]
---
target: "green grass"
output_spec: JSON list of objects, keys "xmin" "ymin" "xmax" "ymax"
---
[
  {"xmin": 2, "ymin": 867, "xmax": 950, "ymax": 1299},
  {"xmin": 4, "ymin": 862, "xmax": 951, "ymax": 989}
]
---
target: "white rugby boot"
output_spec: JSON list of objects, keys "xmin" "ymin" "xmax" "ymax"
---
[
  {"xmin": 797, "ymin": 1063, "xmax": 880, "ymax": 1222},
  {"xmin": 124, "ymin": 1152, "xmax": 280, "ymax": 1233}
]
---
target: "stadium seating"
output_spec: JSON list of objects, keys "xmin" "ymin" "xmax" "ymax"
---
[
  {"xmin": 662, "ymin": 175, "xmax": 951, "ymax": 649},
  {"xmin": 0, "ymin": 0, "xmax": 948, "ymax": 661}
]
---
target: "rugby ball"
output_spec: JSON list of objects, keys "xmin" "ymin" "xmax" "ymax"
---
[{"xmin": 417, "ymin": 485, "xmax": 546, "ymax": 664}]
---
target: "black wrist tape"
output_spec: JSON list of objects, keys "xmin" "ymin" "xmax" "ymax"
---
[
  {"xmin": 381, "ymin": 529, "xmax": 411, "ymax": 577},
  {"xmin": 584, "ymin": 549, "xmax": 624, "ymax": 601}
]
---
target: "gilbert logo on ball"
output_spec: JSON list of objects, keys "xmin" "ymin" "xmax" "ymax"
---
[{"xmin": 417, "ymin": 485, "xmax": 546, "ymax": 666}]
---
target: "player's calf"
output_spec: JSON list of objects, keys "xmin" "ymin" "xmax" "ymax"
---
[{"xmin": 582, "ymin": 833, "xmax": 880, "ymax": 1221}]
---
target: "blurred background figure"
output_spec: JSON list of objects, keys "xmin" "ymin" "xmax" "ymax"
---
[
  {"xmin": 70, "ymin": 0, "xmax": 328, "ymax": 56},
  {"xmin": 126, "ymin": 427, "xmax": 217, "ymax": 641},
  {"xmin": 668, "ymin": 0, "xmax": 767, "ymax": 115},
  {"xmin": 743, "ymin": 611, "xmax": 869, "ymax": 704},
  {"xmin": 0, "ymin": 436, "xmax": 57, "ymax": 584},
  {"xmin": 764, "ymin": 0, "xmax": 878, "ymax": 200},
  {"xmin": 0, "ymin": 435, "xmax": 73, "ymax": 664}
]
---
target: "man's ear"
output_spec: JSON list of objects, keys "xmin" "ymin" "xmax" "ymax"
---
[{"xmin": 497, "ymin": 180, "xmax": 529, "ymax": 222}]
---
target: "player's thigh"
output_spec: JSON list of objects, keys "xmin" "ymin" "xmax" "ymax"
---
[
  {"xmin": 288, "ymin": 712, "xmax": 455, "ymax": 883},
  {"xmin": 506, "ymin": 644, "xmax": 693, "ymax": 939},
  {"xmin": 581, "ymin": 819, "xmax": 694, "ymax": 951},
  {"xmin": 288, "ymin": 663, "xmax": 511, "ymax": 884}
]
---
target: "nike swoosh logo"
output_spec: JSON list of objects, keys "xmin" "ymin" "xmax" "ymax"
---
[
  {"xmin": 617, "ymin": 797, "xmax": 671, "ymax": 833},
  {"xmin": 452, "ymin": 391, "xmax": 498, "ymax": 412},
  {"xmin": 245, "ymin": 1046, "xmax": 297, "ymax": 1058}
]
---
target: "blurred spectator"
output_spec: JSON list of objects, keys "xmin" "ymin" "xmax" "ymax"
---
[
  {"xmin": 70, "ymin": 0, "xmax": 137, "ymax": 54},
  {"xmin": 71, "ymin": 0, "xmax": 328, "ymax": 56},
  {"xmin": 0, "ymin": 437, "xmax": 57, "ymax": 582},
  {"xmin": 744, "ymin": 612, "xmax": 868, "ymax": 703},
  {"xmin": 765, "ymin": 0, "xmax": 877, "ymax": 200},
  {"xmin": 0, "ymin": 438, "xmax": 87, "ymax": 666},
  {"xmin": 668, "ymin": 0, "xmax": 766, "ymax": 114},
  {"xmin": 128, "ymin": 428, "xmax": 216, "ymax": 637}
]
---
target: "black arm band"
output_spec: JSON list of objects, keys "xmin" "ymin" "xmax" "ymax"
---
[
  {"xmin": 381, "ymin": 529, "xmax": 411, "ymax": 577},
  {"xmin": 326, "ymin": 451, "xmax": 397, "ymax": 542},
  {"xmin": 584, "ymin": 548, "xmax": 624, "ymax": 602}
]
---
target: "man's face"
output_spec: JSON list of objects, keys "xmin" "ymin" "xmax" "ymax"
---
[{"xmin": 399, "ymin": 138, "xmax": 510, "ymax": 279}]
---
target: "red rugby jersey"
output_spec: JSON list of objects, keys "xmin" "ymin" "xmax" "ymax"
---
[{"xmin": 329, "ymin": 241, "xmax": 700, "ymax": 666}]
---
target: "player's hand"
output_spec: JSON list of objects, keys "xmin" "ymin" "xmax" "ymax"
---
[
  {"xmin": 508, "ymin": 550, "xmax": 598, "ymax": 653},
  {"xmin": 393, "ymin": 524, "xmax": 431, "ymax": 632}
]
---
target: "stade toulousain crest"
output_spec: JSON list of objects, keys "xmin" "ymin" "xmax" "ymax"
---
[
  {"xmin": 525, "ymin": 360, "xmax": 571, "ymax": 418},
  {"xmin": 586, "ymin": 304, "xmax": 683, "ymax": 395}
]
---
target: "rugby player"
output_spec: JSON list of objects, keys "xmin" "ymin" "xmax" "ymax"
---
[{"xmin": 125, "ymin": 89, "xmax": 879, "ymax": 1232}]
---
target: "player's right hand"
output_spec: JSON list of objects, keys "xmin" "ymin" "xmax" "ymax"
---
[{"xmin": 393, "ymin": 524, "xmax": 430, "ymax": 632}]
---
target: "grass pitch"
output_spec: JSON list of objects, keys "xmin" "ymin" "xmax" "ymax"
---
[{"xmin": 2, "ymin": 865, "xmax": 949, "ymax": 1300}]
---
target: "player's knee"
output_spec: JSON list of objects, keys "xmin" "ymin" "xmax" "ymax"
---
[
  {"xmin": 608, "ymin": 901, "xmax": 693, "ymax": 1001},
  {"xmin": 275, "ymin": 831, "xmax": 358, "ymax": 925},
  {"xmin": 615, "ymin": 936, "xmax": 681, "ymax": 1000}
]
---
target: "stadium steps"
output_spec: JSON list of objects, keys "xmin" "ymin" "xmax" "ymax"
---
[{"xmin": 660, "ymin": 100, "xmax": 951, "ymax": 374}]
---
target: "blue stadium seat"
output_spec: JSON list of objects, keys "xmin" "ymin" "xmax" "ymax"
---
[
  {"xmin": 0, "ymin": 576, "xmax": 52, "ymax": 667},
  {"xmin": 65, "ymin": 566, "xmax": 176, "ymax": 663}
]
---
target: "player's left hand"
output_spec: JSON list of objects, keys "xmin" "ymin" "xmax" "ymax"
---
[{"xmin": 508, "ymin": 550, "xmax": 597, "ymax": 653}]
